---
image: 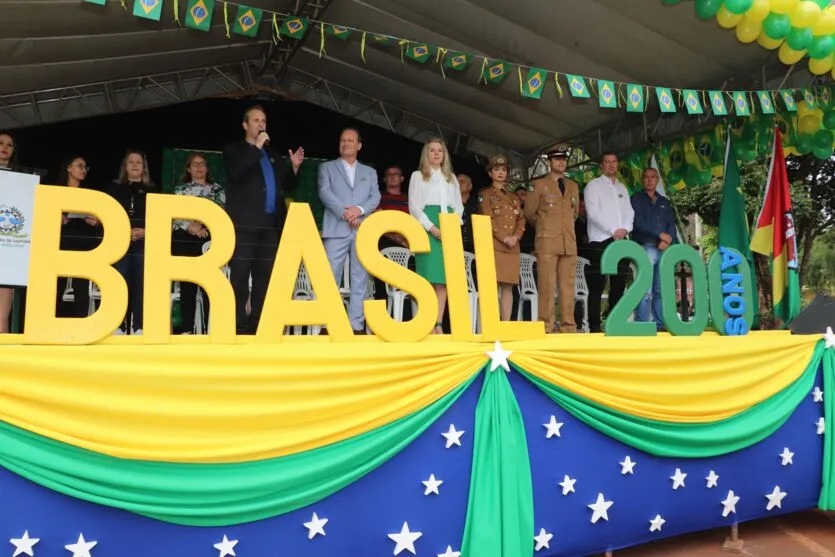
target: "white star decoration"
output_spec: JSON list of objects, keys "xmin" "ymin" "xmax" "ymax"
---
[
  {"xmin": 766, "ymin": 485, "xmax": 787, "ymax": 510},
  {"xmin": 304, "ymin": 512, "xmax": 328, "ymax": 539},
  {"xmin": 437, "ymin": 546, "xmax": 461, "ymax": 557},
  {"xmin": 559, "ymin": 474, "xmax": 576, "ymax": 495},
  {"xmin": 10, "ymin": 531, "xmax": 40, "ymax": 557},
  {"xmin": 824, "ymin": 326, "xmax": 835, "ymax": 349},
  {"xmin": 442, "ymin": 424, "xmax": 465, "ymax": 448},
  {"xmin": 780, "ymin": 447, "xmax": 795, "ymax": 466},
  {"xmin": 812, "ymin": 386, "xmax": 824, "ymax": 403},
  {"xmin": 817, "ymin": 417, "xmax": 826, "ymax": 435},
  {"xmin": 721, "ymin": 490, "xmax": 740, "ymax": 517},
  {"xmin": 588, "ymin": 493, "xmax": 613, "ymax": 524},
  {"xmin": 422, "ymin": 474, "xmax": 443, "ymax": 495},
  {"xmin": 65, "ymin": 534, "xmax": 97, "ymax": 557},
  {"xmin": 213, "ymin": 535, "xmax": 238, "ymax": 557},
  {"xmin": 649, "ymin": 514, "xmax": 666, "ymax": 533},
  {"xmin": 543, "ymin": 415, "xmax": 564, "ymax": 438},
  {"xmin": 486, "ymin": 340, "xmax": 512, "ymax": 372},
  {"xmin": 620, "ymin": 455, "xmax": 636, "ymax": 475},
  {"xmin": 533, "ymin": 528, "xmax": 553, "ymax": 551},
  {"xmin": 706, "ymin": 470, "xmax": 719, "ymax": 488},
  {"xmin": 670, "ymin": 468, "xmax": 687, "ymax": 490},
  {"xmin": 388, "ymin": 522, "xmax": 422, "ymax": 555}
]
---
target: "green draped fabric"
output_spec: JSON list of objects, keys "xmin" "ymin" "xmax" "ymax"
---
[
  {"xmin": 0, "ymin": 375, "xmax": 476, "ymax": 526},
  {"xmin": 521, "ymin": 342, "xmax": 825, "ymax": 459},
  {"xmin": 819, "ymin": 348, "xmax": 835, "ymax": 510},
  {"xmin": 461, "ymin": 369, "xmax": 534, "ymax": 557}
]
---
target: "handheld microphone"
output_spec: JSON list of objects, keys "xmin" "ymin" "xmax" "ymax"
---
[{"xmin": 259, "ymin": 130, "xmax": 269, "ymax": 145}]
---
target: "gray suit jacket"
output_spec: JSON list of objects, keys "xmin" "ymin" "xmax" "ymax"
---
[{"xmin": 318, "ymin": 159, "xmax": 381, "ymax": 238}]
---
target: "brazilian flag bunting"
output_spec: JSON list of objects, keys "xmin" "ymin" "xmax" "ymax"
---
[
  {"xmin": 185, "ymin": 0, "xmax": 214, "ymax": 31},
  {"xmin": 521, "ymin": 68, "xmax": 547, "ymax": 99},
  {"xmin": 709, "ymin": 90, "xmax": 728, "ymax": 116},
  {"xmin": 482, "ymin": 61, "xmax": 510, "ymax": 84},
  {"xmin": 565, "ymin": 74, "xmax": 590, "ymax": 98},
  {"xmin": 443, "ymin": 52, "xmax": 471, "ymax": 71},
  {"xmin": 780, "ymin": 90, "xmax": 798, "ymax": 112},
  {"xmin": 280, "ymin": 17, "xmax": 309, "ymax": 39},
  {"xmin": 405, "ymin": 44, "xmax": 432, "ymax": 63},
  {"xmin": 626, "ymin": 84, "xmax": 644, "ymax": 113},
  {"xmin": 656, "ymin": 87, "xmax": 675, "ymax": 113},
  {"xmin": 598, "ymin": 80, "xmax": 617, "ymax": 108},
  {"xmin": 83, "ymin": 0, "xmax": 106, "ymax": 5},
  {"xmin": 326, "ymin": 24, "xmax": 352, "ymax": 39},
  {"xmin": 732, "ymin": 91, "xmax": 750, "ymax": 116},
  {"xmin": 133, "ymin": 0, "xmax": 162, "ymax": 20},
  {"xmin": 683, "ymin": 90, "xmax": 703, "ymax": 115},
  {"xmin": 233, "ymin": 5, "xmax": 262, "ymax": 37},
  {"xmin": 757, "ymin": 91, "xmax": 775, "ymax": 115}
]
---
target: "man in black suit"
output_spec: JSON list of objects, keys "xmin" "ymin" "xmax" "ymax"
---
[{"xmin": 223, "ymin": 105, "xmax": 305, "ymax": 334}]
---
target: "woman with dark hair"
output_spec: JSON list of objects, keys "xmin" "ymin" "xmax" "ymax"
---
[
  {"xmin": 55, "ymin": 155, "xmax": 100, "ymax": 318},
  {"xmin": 0, "ymin": 131, "xmax": 17, "ymax": 333},
  {"xmin": 171, "ymin": 152, "xmax": 225, "ymax": 334},
  {"xmin": 101, "ymin": 149, "xmax": 154, "ymax": 335}
]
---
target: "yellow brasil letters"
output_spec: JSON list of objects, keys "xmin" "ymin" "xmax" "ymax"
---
[
  {"xmin": 357, "ymin": 210, "xmax": 437, "ymax": 342},
  {"xmin": 257, "ymin": 203, "xmax": 353, "ymax": 342},
  {"xmin": 24, "ymin": 186, "xmax": 130, "ymax": 344},
  {"xmin": 438, "ymin": 213, "xmax": 474, "ymax": 341},
  {"xmin": 143, "ymin": 194, "xmax": 236, "ymax": 343},
  {"xmin": 471, "ymin": 214, "xmax": 545, "ymax": 341}
]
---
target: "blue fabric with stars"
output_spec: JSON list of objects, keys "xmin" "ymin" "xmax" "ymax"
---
[{"xmin": 0, "ymin": 365, "xmax": 825, "ymax": 556}]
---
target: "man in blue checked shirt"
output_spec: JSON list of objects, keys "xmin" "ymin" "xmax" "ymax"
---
[{"xmin": 630, "ymin": 168, "xmax": 678, "ymax": 331}]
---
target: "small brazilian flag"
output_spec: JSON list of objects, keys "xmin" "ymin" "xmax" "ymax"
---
[
  {"xmin": 626, "ymin": 84, "xmax": 644, "ymax": 113},
  {"xmin": 405, "ymin": 44, "xmax": 432, "ymax": 63},
  {"xmin": 820, "ymin": 86, "xmax": 832, "ymax": 109},
  {"xmin": 683, "ymin": 89, "xmax": 702, "ymax": 115},
  {"xmin": 732, "ymin": 91, "xmax": 750, "ymax": 116},
  {"xmin": 521, "ymin": 68, "xmax": 547, "ymax": 99},
  {"xmin": 802, "ymin": 88, "xmax": 817, "ymax": 108},
  {"xmin": 185, "ymin": 0, "xmax": 214, "ymax": 31},
  {"xmin": 233, "ymin": 5, "xmax": 261, "ymax": 37},
  {"xmin": 656, "ymin": 87, "xmax": 675, "ymax": 113},
  {"xmin": 483, "ymin": 61, "xmax": 510, "ymax": 84},
  {"xmin": 133, "ymin": 0, "xmax": 162, "ymax": 21},
  {"xmin": 598, "ymin": 80, "xmax": 617, "ymax": 108},
  {"xmin": 757, "ymin": 91, "xmax": 775, "ymax": 114},
  {"xmin": 371, "ymin": 34, "xmax": 393, "ymax": 44},
  {"xmin": 280, "ymin": 17, "xmax": 309, "ymax": 39},
  {"xmin": 709, "ymin": 90, "xmax": 728, "ymax": 115},
  {"xmin": 326, "ymin": 24, "xmax": 352, "ymax": 39},
  {"xmin": 566, "ymin": 74, "xmax": 589, "ymax": 98},
  {"xmin": 780, "ymin": 90, "xmax": 797, "ymax": 112},
  {"xmin": 443, "ymin": 51, "xmax": 471, "ymax": 71}
]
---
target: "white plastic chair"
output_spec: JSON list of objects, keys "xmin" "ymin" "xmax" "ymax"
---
[
  {"xmin": 463, "ymin": 252, "xmax": 479, "ymax": 333},
  {"xmin": 381, "ymin": 247, "xmax": 416, "ymax": 322},
  {"xmin": 88, "ymin": 281, "xmax": 100, "ymax": 316},
  {"xmin": 286, "ymin": 263, "xmax": 321, "ymax": 335},
  {"xmin": 575, "ymin": 257, "xmax": 590, "ymax": 333},
  {"xmin": 62, "ymin": 277, "xmax": 75, "ymax": 304},
  {"xmin": 516, "ymin": 253, "xmax": 538, "ymax": 322}
]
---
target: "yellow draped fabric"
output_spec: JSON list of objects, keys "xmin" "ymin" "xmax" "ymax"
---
[
  {"xmin": 0, "ymin": 339, "xmax": 485, "ymax": 463},
  {"xmin": 0, "ymin": 332, "xmax": 817, "ymax": 463},
  {"xmin": 512, "ymin": 332, "xmax": 817, "ymax": 422}
]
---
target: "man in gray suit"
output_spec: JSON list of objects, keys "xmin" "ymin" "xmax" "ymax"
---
[{"xmin": 318, "ymin": 128, "xmax": 381, "ymax": 334}]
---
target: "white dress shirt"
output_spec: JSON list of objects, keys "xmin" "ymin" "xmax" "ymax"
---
[
  {"xmin": 408, "ymin": 169, "xmax": 464, "ymax": 231},
  {"xmin": 341, "ymin": 158, "xmax": 357, "ymax": 187},
  {"xmin": 583, "ymin": 175, "xmax": 635, "ymax": 243}
]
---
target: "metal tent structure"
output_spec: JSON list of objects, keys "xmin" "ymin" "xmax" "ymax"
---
[{"xmin": 0, "ymin": 0, "xmax": 821, "ymax": 162}]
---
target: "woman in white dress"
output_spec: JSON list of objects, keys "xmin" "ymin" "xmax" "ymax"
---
[{"xmin": 408, "ymin": 138, "xmax": 464, "ymax": 334}]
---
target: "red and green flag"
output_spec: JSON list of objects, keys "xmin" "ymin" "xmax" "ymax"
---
[{"xmin": 750, "ymin": 127, "xmax": 802, "ymax": 325}]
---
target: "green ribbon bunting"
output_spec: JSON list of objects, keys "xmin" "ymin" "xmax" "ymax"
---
[
  {"xmin": 0, "ymin": 375, "xmax": 477, "ymax": 526},
  {"xmin": 819, "ymin": 347, "xmax": 835, "ymax": 509},
  {"xmin": 461, "ymin": 369, "xmax": 534, "ymax": 557}
]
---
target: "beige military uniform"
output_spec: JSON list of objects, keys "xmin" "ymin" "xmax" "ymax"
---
[
  {"xmin": 523, "ymin": 174, "xmax": 580, "ymax": 332},
  {"xmin": 479, "ymin": 186, "xmax": 526, "ymax": 284}
]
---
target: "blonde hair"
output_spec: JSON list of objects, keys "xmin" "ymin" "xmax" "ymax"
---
[
  {"xmin": 419, "ymin": 138, "xmax": 455, "ymax": 183},
  {"xmin": 117, "ymin": 149, "xmax": 152, "ymax": 185}
]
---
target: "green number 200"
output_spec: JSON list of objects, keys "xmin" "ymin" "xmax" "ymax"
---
[{"xmin": 600, "ymin": 241, "xmax": 755, "ymax": 336}]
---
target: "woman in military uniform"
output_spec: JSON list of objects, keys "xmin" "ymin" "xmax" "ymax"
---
[{"xmin": 478, "ymin": 155, "xmax": 525, "ymax": 321}]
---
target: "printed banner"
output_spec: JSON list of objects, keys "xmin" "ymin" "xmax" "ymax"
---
[{"xmin": 0, "ymin": 170, "xmax": 38, "ymax": 286}]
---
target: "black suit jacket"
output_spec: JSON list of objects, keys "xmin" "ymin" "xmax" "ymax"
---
[{"xmin": 222, "ymin": 140, "xmax": 298, "ymax": 227}]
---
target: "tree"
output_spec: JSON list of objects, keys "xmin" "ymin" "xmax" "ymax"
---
[{"xmin": 669, "ymin": 154, "xmax": 833, "ymax": 326}]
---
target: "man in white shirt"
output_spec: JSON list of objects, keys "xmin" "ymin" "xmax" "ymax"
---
[
  {"xmin": 318, "ymin": 128, "xmax": 381, "ymax": 334},
  {"xmin": 583, "ymin": 151, "xmax": 635, "ymax": 333}
]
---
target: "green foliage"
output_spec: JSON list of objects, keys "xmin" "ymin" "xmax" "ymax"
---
[{"xmin": 806, "ymin": 229, "xmax": 835, "ymax": 294}]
